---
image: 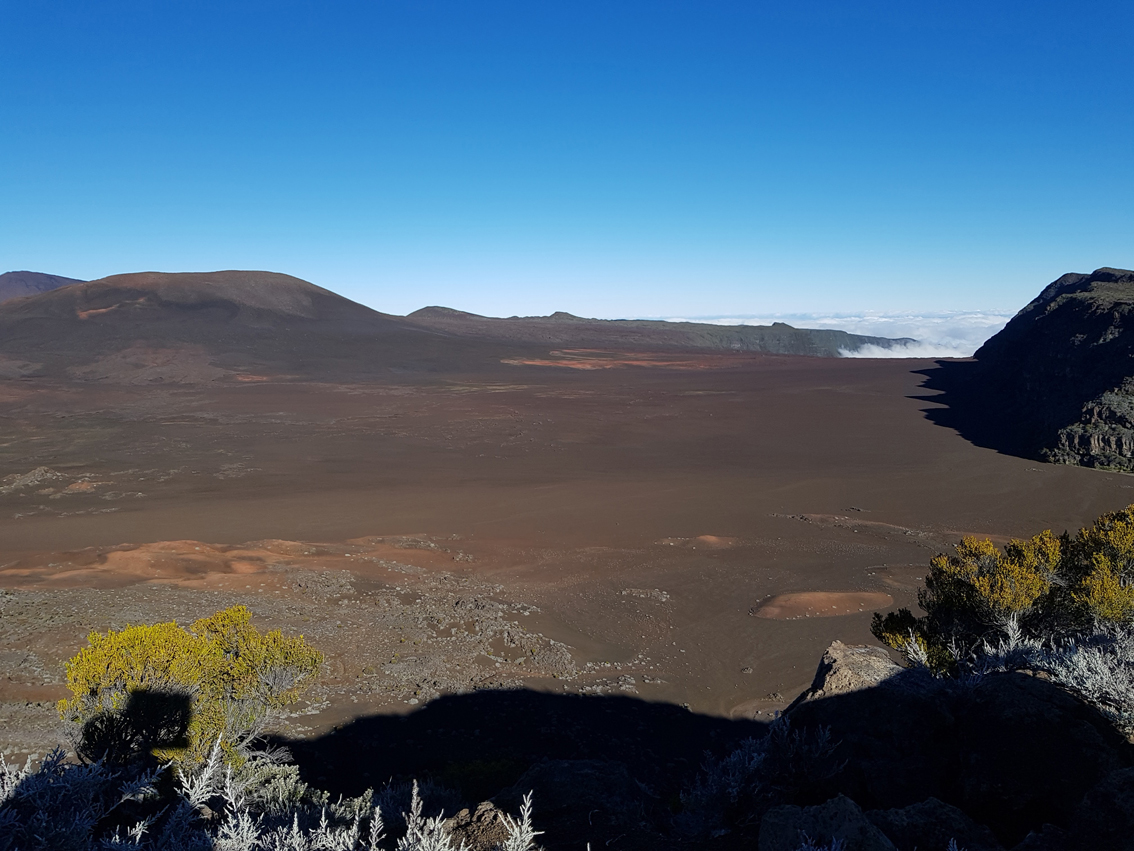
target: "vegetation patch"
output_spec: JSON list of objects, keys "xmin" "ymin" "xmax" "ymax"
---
[{"xmin": 59, "ymin": 605, "xmax": 322, "ymax": 769}]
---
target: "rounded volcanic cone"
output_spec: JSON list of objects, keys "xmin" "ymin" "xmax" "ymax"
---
[
  {"xmin": 0, "ymin": 271, "xmax": 86, "ymax": 303},
  {"xmin": 0, "ymin": 270, "xmax": 511, "ymax": 381},
  {"xmin": 1, "ymin": 270, "xmax": 382, "ymax": 325}
]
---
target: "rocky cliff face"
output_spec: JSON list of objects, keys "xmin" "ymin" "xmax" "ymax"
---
[{"xmin": 972, "ymin": 267, "xmax": 1134, "ymax": 469}]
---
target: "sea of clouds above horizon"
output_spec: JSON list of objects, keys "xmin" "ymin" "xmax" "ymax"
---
[{"xmin": 655, "ymin": 311, "xmax": 1016, "ymax": 358}]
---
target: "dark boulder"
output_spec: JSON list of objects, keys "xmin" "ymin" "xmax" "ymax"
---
[
  {"xmin": 1009, "ymin": 824, "xmax": 1069, "ymax": 851},
  {"xmin": 785, "ymin": 645, "xmax": 1132, "ymax": 846},
  {"xmin": 442, "ymin": 801, "xmax": 513, "ymax": 851},
  {"xmin": 494, "ymin": 759, "xmax": 662, "ymax": 851},
  {"xmin": 1066, "ymin": 767, "xmax": 1134, "ymax": 851},
  {"xmin": 759, "ymin": 795, "xmax": 896, "ymax": 851},
  {"xmin": 867, "ymin": 797, "xmax": 1003, "ymax": 851},
  {"xmin": 952, "ymin": 674, "xmax": 1124, "ymax": 839}
]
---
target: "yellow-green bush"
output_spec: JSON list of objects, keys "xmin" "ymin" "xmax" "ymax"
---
[
  {"xmin": 872, "ymin": 505, "xmax": 1134, "ymax": 671},
  {"xmin": 59, "ymin": 605, "xmax": 322, "ymax": 767}
]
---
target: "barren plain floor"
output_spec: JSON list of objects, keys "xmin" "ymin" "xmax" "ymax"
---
[{"xmin": 1, "ymin": 355, "xmax": 1130, "ymax": 764}]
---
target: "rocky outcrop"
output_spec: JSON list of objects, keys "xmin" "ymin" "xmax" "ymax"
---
[
  {"xmin": 866, "ymin": 798, "xmax": 1003, "ymax": 851},
  {"xmin": 759, "ymin": 795, "xmax": 896, "ymax": 851},
  {"xmin": 969, "ymin": 267, "xmax": 1134, "ymax": 469},
  {"xmin": 786, "ymin": 640, "xmax": 903, "ymax": 710},
  {"xmin": 442, "ymin": 801, "xmax": 512, "ymax": 851},
  {"xmin": 493, "ymin": 759, "xmax": 662, "ymax": 850},
  {"xmin": 1047, "ymin": 381, "xmax": 1134, "ymax": 468},
  {"xmin": 1066, "ymin": 767, "xmax": 1134, "ymax": 851},
  {"xmin": 780, "ymin": 643, "xmax": 1132, "ymax": 847}
]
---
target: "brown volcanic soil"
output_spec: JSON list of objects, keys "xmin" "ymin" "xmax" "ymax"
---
[
  {"xmin": 751, "ymin": 591, "xmax": 895, "ymax": 619},
  {"xmin": 3, "ymin": 355, "xmax": 1134, "ymax": 764},
  {"xmin": 1, "ymin": 273, "xmax": 1132, "ymax": 765}
]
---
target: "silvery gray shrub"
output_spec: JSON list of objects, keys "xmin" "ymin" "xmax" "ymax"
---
[
  {"xmin": 959, "ymin": 617, "xmax": 1134, "ymax": 731},
  {"xmin": 0, "ymin": 740, "xmax": 540, "ymax": 851}
]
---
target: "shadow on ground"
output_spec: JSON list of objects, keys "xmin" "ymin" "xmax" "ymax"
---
[
  {"xmin": 912, "ymin": 360, "xmax": 1042, "ymax": 460},
  {"xmin": 270, "ymin": 671, "xmax": 1134, "ymax": 849},
  {"xmin": 273, "ymin": 690, "xmax": 766, "ymax": 805}
]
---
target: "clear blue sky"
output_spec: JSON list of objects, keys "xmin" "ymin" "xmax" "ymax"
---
[{"xmin": 2, "ymin": 1, "xmax": 1131, "ymax": 318}]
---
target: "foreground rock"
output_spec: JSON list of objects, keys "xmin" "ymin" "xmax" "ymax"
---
[
  {"xmin": 775, "ymin": 641, "xmax": 1133, "ymax": 849},
  {"xmin": 759, "ymin": 795, "xmax": 896, "ymax": 851},
  {"xmin": 785, "ymin": 640, "xmax": 903, "ymax": 709},
  {"xmin": 442, "ymin": 801, "xmax": 512, "ymax": 851},
  {"xmin": 1066, "ymin": 767, "xmax": 1134, "ymax": 851},
  {"xmin": 289, "ymin": 639, "xmax": 1132, "ymax": 849},
  {"xmin": 494, "ymin": 759, "xmax": 663, "ymax": 850},
  {"xmin": 866, "ymin": 798, "xmax": 1003, "ymax": 851}
]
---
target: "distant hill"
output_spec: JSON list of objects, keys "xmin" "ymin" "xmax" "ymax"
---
[
  {"xmin": 0, "ymin": 269, "xmax": 919, "ymax": 383},
  {"xmin": 968, "ymin": 266, "xmax": 1134, "ymax": 468},
  {"xmin": 0, "ymin": 271, "xmax": 85, "ymax": 303},
  {"xmin": 0, "ymin": 270, "xmax": 494, "ymax": 380},
  {"xmin": 405, "ymin": 306, "xmax": 914, "ymax": 358}
]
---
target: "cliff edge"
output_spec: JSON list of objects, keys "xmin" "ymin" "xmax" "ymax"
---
[{"xmin": 971, "ymin": 267, "xmax": 1134, "ymax": 469}]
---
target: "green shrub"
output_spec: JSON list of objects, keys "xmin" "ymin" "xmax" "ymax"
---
[
  {"xmin": 872, "ymin": 504, "xmax": 1134, "ymax": 671},
  {"xmin": 58, "ymin": 605, "xmax": 322, "ymax": 768}
]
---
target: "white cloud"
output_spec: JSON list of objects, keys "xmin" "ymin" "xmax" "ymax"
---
[
  {"xmin": 840, "ymin": 340, "xmax": 976, "ymax": 358},
  {"xmin": 656, "ymin": 310, "xmax": 1015, "ymax": 358}
]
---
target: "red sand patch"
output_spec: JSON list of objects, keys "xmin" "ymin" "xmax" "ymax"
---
[
  {"xmin": 753, "ymin": 591, "xmax": 894, "ymax": 620},
  {"xmin": 62, "ymin": 481, "xmax": 110, "ymax": 494},
  {"xmin": 0, "ymin": 536, "xmax": 461, "ymax": 590},
  {"xmin": 76, "ymin": 304, "xmax": 125, "ymax": 319}
]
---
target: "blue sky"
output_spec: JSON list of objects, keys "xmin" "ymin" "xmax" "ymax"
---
[{"xmin": 2, "ymin": 1, "xmax": 1131, "ymax": 320}]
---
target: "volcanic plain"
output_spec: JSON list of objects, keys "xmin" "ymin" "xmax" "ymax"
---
[{"xmin": 1, "ymin": 271, "xmax": 1131, "ymax": 767}]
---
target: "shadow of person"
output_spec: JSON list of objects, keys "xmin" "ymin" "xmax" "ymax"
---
[{"xmin": 77, "ymin": 687, "xmax": 192, "ymax": 768}]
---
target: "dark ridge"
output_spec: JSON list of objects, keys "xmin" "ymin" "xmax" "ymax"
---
[
  {"xmin": 915, "ymin": 266, "xmax": 1134, "ymax": 468},
  {"xmin": 402, "ymin": 306, "xmax": 915, "ymax": 357}
]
